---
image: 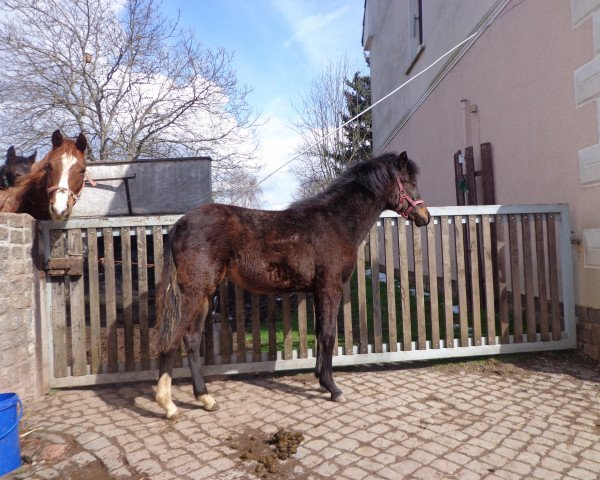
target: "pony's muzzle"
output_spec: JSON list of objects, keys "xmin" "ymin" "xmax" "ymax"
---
[{"xmin": 413, "ymin": 205, "xmax": 431, "ymax": 227}]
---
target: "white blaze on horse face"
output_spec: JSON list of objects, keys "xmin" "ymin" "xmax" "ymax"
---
[{"xmin": 52, "ymin": 152, "xmax": 78, "ymax": 217}]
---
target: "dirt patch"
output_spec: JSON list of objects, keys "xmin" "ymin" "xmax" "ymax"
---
[
  {"xmin": 9, "ymin": 431, "xmax": 114, "ymax": 480},
  {"xmin": 226, "ymin": 428, "xmax": 305, "ymax": 478}
]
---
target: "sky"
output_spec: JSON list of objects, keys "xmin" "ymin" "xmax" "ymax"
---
[{"xmin": 158, "ymin": 0, "xmax": 368, "ymax": 209}]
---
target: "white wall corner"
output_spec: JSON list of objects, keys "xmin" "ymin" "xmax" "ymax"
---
[
  {"xmin": 579, "ymin": 143, "xmax": 600, "ymax": 186},
  {"xmin": 572, "ymin": 0, "xmax": 600, "ymax": 28},
  {"xmin": 582, "ymin": 228, "xmax": 600, "ymax": 268},
  {"xmin": 574, "ymin": 57, "xmax": 600, "ymax": 106}
]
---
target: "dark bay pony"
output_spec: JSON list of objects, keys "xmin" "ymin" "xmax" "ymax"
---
[
  {"xmin": 0, "ymin": 146, "xmax": 36, "ymax": 189},
  {"xmin": 155, "ymin": 151, "xmax": 431, "ymax": 419},
  {"xmin": 0, "ymin": 130, "xmax": 89, "ymax": 220}
]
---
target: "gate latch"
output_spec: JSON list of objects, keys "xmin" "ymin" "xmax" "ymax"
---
[{"xmin": 46, "ymin": 256, "xmax": 84, "ymax": 276}]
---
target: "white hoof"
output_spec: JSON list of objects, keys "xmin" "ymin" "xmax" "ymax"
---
[
  {"xmin": 198, "ymin": 394, "xmax": 219, "ymax": 412},
  {"xmin": 331, "ymin": 394, "xmax": 346, "ymax": 403}
]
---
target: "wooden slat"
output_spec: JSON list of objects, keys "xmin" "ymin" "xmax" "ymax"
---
[
  {"xmin": 454, "ymin": 150, "xmax": 465, "ymax": 206},
  {"xmin": 482, "ymin": 216, "xmax": 496, "ymax": 344},
  {"xmin": 235, "ymin": 284, "xmax": 246, "ymax": 363},
  {"xmin": 496, "ymin": 216, "xmax": 510, "ymax": 343},
  {"xmin": 468, "ymin": 216, "xmax": 482, "ymax": 346},
  {"xmin": 103, "ymin": 228, "xmax": 118, "ymax": 373},
  {"xmin": 50, "ymin": 230, "xmax": 67, "ymax": 377},
  {"xmin": 357, "ymin": 240, "xmax": 368, "ymax": 354},
  {"xmin": 398, "ymin": 219, "xmax": 412, "ymax": 350},
  {"xmin": 86, "ymin": 228, "xmax": 101, "ymax": 374},
  {"xmin": 508, "ymin": 215, "xmax": 523, "ymax": 343},
  {"xmin": 282, "ymin": 294, "xmax": 292, "ymax": 360},
  {"xmin": 342, "ymin": 281, "xmax": 353, "ymax": 355},
  {"xmin": 120, "ymin": 227, "xmax": 134, "ymax": 371},
  {"xmin": 252, "ymin": 293, "xmax": 261, "ymax": 362},
  {"xmin": 547, "ymin": 214, "xmax": 561, "ymax": 340},
  {"xmin": 441, "ymin": 216, "xmax": 454, "ymax": 348},
  {"xmin": 136, "ymin": 227, "xmax": 150, "ymax": 369},
  {"xmin": 384, "ymin": 219, "xmax": 398, "ymax": 352},
  {"xmin": 413, "ymin": 224, "xmax": 426, "ymax": 349},
  {"xmin": 219, "ymin": 280, "xmax": 232, "ymax": 364},
  {"xmin": 297, "ymin": 292, "xmax": 308, "ymax": 359},
  {"xmin": 267, "ymin": 295, "xmax": 277, "ymax": 361},
  {"xmin": 369, "ymin": 224, "xmax": 383, "ymax": 353},
  {"xmin": 480, "ymin": 143, "xmax": 496, "ymax": 204},
  {"xmin": 68, "ymin": 230, "xmax": 86, "ymax": 376},
  {"xmin": 152, "ymin": 226, "xmax": 164, "ymax": 290},
  {"xmin": 535, "ymin": 214, "xmax": 549, "ymax": 341},
  {"xmin": 521, "ymin": 215, "xmax": 537, "ymax": 342},
  {"xmin": 204, "ymin": 305, "xmax": 215, "ymax": 366},
  {"xmin": 454, "ymin": 216, "xmax": 469, "ymax": 347},
  {"xmin": 464, "ymin": 146, "xmax": 477, "ymax": 205},
  {"xmin": 426, "ymin": 221, "xmax": 440, "ymax": 349}
]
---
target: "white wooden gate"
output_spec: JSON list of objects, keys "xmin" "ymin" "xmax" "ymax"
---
[{"xmin": 39, "ymin": 204, "xmax": 575, "ymax": 388}]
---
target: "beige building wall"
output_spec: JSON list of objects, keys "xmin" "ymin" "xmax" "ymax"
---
[{"xmin": 364, "ymin": 0, "xmax": 600, "ymax": 309}]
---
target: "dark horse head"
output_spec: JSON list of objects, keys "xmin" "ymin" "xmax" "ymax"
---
[
  {"xmin": 0, "ymin": 146, "xmax": 36, "ymax": 188},
  {"xmin": 386, "ymin": 151, "xmax": 430, "ymax": 226},
  {"xmin": 328, "ymin": 150, "xmax": 430, "ymax": 227}
]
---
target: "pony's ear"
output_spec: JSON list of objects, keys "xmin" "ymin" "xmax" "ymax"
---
[
  {"xmin": 6, "ymin": 146, "xmax": 15, "ymax": 163},
  {"xmin": 398, "ymin": 151, "xmax": 408, "ymax": 170},
  {"xmin": 75, "ymin": 133, "xmax": 87, "ymax": 153},
  {"xmin": 28, "ymin": 150, "xmax": 37, "ymax": 163},
  {"xmin": 51, "ymin": 130, "xmax": 64, "ymax": 148}
]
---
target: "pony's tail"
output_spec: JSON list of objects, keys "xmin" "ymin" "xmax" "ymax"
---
[{"xmin": 156, "ymin": 229, "xmax": 181, "ymax": 352}]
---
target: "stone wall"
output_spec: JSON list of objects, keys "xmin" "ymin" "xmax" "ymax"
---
[
  {"xmin": 0, "ymin": 213, "xmax": 42, "ymax": 402},
  {"xmin": 576, "ymin": 306, "xmax": 600, "ymax": 363}
]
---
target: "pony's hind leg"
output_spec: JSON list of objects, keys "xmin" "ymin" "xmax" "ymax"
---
[
  {"xmin": 314, "ymin": 287, "xmax": 345, "ymax": 402},
  {"xmin": 183, "ymin": 293, "xmax": 220, "ymax": 412},
  {"xmin": 156, "ymin": 347, "xmax": 180, "ymax": 420}
]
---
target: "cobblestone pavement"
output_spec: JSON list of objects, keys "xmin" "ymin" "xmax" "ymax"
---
[{"xmin": 6, "ymin": 351, "xmax": 600, "ymax": 480}]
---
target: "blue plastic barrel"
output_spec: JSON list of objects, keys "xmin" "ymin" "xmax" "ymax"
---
[{"xmin": 0, "ymin": 393, "xmax": 23, "ymax": 477}]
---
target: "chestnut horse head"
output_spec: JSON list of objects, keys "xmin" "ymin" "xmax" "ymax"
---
[
  {"xmin": 0, "ymin": 130, "xmax": 89, "ymax": 220},
  {"xmin": 0, "ymin": 146, "xmax": 36, "ymax": 189},
  {"xmin": 45, "ymin": 130, "xmax": 89, "ymax": 220}
]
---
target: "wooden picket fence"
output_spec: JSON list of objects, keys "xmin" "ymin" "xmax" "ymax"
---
[{"xmin": 38, "ymin": 204, "xmax": 575, "ymax": 388}]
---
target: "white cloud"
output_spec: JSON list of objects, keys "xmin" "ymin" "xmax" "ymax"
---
[{"xmin": 271, "ymin": 0, "xmax": 365, "ymax": 71}]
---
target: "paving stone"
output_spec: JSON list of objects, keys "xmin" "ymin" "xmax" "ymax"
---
[{"xmin": 11, "ymin": 353, "xmax": 600, "ymax": 480}]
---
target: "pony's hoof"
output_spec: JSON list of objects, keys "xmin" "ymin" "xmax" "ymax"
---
[
  {"xmin": 166, "ymin": 408, "xmax": 181, "ymax": 421},
  {"xmin": 331, "ymin": 392, "xmax": 346, "ymax": 403},
  {"xmin": 198, "ymin": 394, "xmax": 219, "ymax": 412},
  {"xmin": 318, "ymin": 385, "xmax": 328, "ymax": 393},
  {"xmin": 204, "ymin": 403, "xmax": 220, "ymax": 412}
]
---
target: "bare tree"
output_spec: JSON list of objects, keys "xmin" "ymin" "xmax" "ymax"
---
[
  {"xmin": 0, "ymin": 0, "xmax": 261, "ymax": 203},
  {"xmin": 290, "ymin": 58, "xmax": 349, "ymax": 198}
]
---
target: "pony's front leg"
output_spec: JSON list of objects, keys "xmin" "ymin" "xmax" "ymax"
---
[
  {"xmin": 184, "ymin": 331, "xmax": 219, "ymax": 412},
  {"xmin": 314, "ymin": 286, "xmax": 344, "ymax": 402},
  {"xmin": 183, "ymin": 296, "xmax": 219, "ymax": 412}
]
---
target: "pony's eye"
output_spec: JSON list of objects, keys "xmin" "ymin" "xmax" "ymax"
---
[{"xmin": 80, "ymin": 168, "xmax": 86, "ymax": 174}]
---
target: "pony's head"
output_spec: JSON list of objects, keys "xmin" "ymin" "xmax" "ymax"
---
[
  {"xmin": 45, "ymin": 130, "xmax": 88, "ymax": 220},
  {"xmin": 2, "ymin": 146, "xmax": 36, "ymax": 187},
  {"xmin": 387, "ymin": 151, "xmax": 430, "ymax": 227}
]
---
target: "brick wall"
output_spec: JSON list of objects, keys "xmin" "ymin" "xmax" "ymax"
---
[
  {"xmin": 0, "ymin": 213, "xmax": 41, "ymax": 402},
  {"xmin": 576, "ymin": 306, "xmax": 600, "ymax": 363}
]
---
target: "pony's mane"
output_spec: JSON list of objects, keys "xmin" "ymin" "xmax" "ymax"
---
[
  {"xmin": 0, "ymin": 138, "xmax": 82, "ymax": 213},
  {"xmin": 289, "ymin": 152, "xmax": 418, "ymax": 210}
]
